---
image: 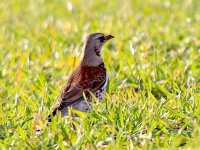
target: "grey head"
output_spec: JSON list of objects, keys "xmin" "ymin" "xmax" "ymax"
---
[{"xmin": 83, "ymin": 33, "xmax": 114, "ymax": 57}]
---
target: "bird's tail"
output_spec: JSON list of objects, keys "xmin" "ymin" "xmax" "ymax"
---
[
  {"xmin": 47, "ymin": 114, "xmax": 52, "ymax": 122},
  {"xmin": 47, "ymin": 109, "xmax": 57, "ymax": 122}
]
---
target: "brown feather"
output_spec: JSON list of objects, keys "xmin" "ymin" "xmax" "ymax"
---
[{"xmin": 50, "ymin": 62, "xmax": 107, "ymax": 116}]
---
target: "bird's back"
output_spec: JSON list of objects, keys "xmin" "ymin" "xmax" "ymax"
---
[{"xmin": 49, "ymin": 62, "xmax": 108, "ymax": 120}]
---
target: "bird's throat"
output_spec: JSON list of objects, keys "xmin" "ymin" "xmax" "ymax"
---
[
  {"xmin": 82, "ymin": 53, "xmax": 103, "ymax": 66},
  {"xmin": 94, "ymin": 48, "xmax": 101, "ymax": 57}
]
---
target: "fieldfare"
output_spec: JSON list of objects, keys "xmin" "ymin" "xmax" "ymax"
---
[{"xmin": 48, "ymin": 33, "xmax": 114, "ymax": 121}]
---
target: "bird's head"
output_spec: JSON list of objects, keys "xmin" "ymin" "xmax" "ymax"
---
[{"xmin": 84, "ymin": 33, "xmax": 114, "ymax": 57}]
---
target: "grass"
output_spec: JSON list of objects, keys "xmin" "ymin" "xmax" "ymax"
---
[{"xmin": 0, "ymin": 0, "xmax": 200, "ymax": 149}]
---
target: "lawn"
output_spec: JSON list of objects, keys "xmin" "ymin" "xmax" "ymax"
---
[{"xmin": 0, "ymin": 0, "xmax": 200, "ymax": 149}]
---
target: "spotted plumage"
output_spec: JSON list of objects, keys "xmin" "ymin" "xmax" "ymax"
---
[{"xmin": 48, "ymin": 33, "xmax": 114, "ymax": 121}]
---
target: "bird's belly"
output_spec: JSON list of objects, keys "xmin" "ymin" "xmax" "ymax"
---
[
  {"xmin": 72, "ymin": 100, "xmax": 91, "ymax": 112},
  {"xmin": 61, "ymin": 100, "xmax": 91, "ymax": 116}
]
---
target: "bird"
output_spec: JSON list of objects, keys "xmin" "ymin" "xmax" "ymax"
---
[{"xmin": 48, "ymin": 33, "xmax": 114, "ymax": 121}]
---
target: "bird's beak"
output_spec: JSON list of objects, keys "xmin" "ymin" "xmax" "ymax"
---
[{"xmin": 104, "ymin": 35, "xmax": 114, "ymax": 41}]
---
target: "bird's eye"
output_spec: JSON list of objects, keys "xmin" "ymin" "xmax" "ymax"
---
[{"xmin": 98, "ymin": 36, "xmax": 105, "ymax": 42}]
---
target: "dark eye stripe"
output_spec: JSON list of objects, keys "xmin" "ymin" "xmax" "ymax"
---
[{"xmin": 98, "ymin": 36, "xmax": 105, "ymax": 42}]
